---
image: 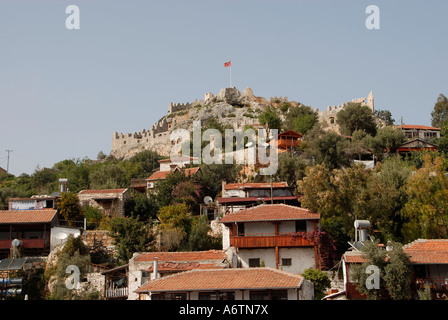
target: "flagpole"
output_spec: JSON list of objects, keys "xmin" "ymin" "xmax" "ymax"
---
[{"xmin": 230, "ymin": 62, "xmax": 232, "ymax": 88}]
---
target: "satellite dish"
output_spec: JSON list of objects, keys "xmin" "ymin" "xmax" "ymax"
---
[
  {"xmin": 11, "ymin": 239, "xmax": 22, "ymax": 247},
  {"xmin": 245, "ymin": 142, "xmax": 254, "ymax": 147},
  {"xmin": 203, "ymin": 196, "xmax": 213, "ymax": 205},
  {"xmin": 55, "ymin": 232, "xmax": 68, "ymax": 240}
]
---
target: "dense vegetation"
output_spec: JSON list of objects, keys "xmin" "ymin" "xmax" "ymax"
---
[{"xmin": 1, "ymin": 93, "xmax": 448, "ymax": 269}]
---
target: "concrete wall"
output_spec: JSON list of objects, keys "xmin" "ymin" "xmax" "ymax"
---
[{"xmin": 236, "ymin": 247, "xmax": 316, "ymax": 275}]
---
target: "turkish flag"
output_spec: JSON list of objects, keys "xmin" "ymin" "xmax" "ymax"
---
[{"xmin": 224, "ymin": 60, "xmax": 231, "ymax": 67}]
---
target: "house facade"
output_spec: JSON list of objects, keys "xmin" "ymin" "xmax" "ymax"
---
[
  {"xmin": 220, "ymin": 204, "xmax": 320, "ymax": 275},
  {"xmin": 400, "ymin": 124, "xmax": 440, "ymax": 140},
  {"xmin": 0, "ymin": 210, "xmax": 58, "ymax": 257},
  {"xmin": 126, "ymin": 250, "xmax": 231, "ymax": 300},
  {"xmin": 78, "ymin": 188, "xmax": 130, "ymax": 218},
  {"xmin": 218, "ymin": 181, "xmax": 300, "ymax": 214},
  {"xmin": 134, "ymin": 267, "xmax": 314, "ymax": 300}
]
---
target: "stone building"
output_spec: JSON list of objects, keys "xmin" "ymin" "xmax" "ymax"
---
[{"xmin": 78, "ymin": 188, "xmax": 130, "ymax": 218}]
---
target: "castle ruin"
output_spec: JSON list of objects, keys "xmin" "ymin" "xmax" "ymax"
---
[{"xmin": 110, "ymin": 88, "xmax": 374, "ymax": 159}]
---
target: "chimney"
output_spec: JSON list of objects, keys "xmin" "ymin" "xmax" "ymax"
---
[
  {"xmin": 222, "ymin": 180, "xmax": 227, "ymax": 195},
  {"xmin": 59, "ymin": 178, "xmax": 68, "ymax": 193},
  {"xmin": 152, "ymin": 257, "xmax": 159, "ymax": 280}
]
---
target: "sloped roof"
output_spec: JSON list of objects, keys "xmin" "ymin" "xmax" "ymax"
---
[
  {"xmin": 146, "ymin": 262, "xmax": 224, "ymax": 272},
  {"xmin": 134, "ymin": 250, "xmax": 227, "ymax": 262},
  {"xmin": 0, "ymin": 210, "xmax": 57, "ymax": 224},
  {"xmin": 401, "ymin": 124, "xmax": 440, "ymax": 131},
  {"xmin": 135, "ymin": 268, "xmax": 304, "ymax": 293},
  {"xmin": 219, "ymin": 204, "xmax": 320, "ymax": 223},
  {"xmin": 146, "ymin": 167, "xmax": 200, "ymax": 181},
  {"xmin": 403, "ymin": 239, "xmax": 448, "ymax": 264},
  {"xmin": 78, "ymin": 188, "xmax": 127, "ymax": 195},
  {"xmin": 224, "ymin": 182, "xmax": 290, "ymax": 190}
]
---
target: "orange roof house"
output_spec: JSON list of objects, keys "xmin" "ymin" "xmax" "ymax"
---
[
  {"xmin": 0, "ymin": 210, "xmax": 58, "ymax": 257},
  {"xmin": 134, "ymin": 267, "xmax": 314, "ymax": 300},
  {"xmin": 400, "ymin": 124, "xmax": 440, "ymax": 140},
  {"xmin": 220, "ymin": 204, "xmax": 321, "ymax": 274},
  {"xmin": 127, "ymin": 250, "xmax": 231, "ymax": 300}
]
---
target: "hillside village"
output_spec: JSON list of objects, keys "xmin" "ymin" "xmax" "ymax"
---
[{"xmin": 1, "ymin": 87, "xmax": 448, "ymax": 301}]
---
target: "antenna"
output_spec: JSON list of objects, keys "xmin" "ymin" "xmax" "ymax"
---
[{"xmin": 5, "ymin": 150, "xmax": 13, "ymax": 174}]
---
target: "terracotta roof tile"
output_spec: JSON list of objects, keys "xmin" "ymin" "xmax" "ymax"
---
[
  {"xmin": 403, "ymin": 239, "xmax": 448, "ymax": 264},
  {"xmin": 0, "ymin": 210, "xmax": 58, "ymax": 224},
  {"xmin": 135, "ymin": 250, "xmax": 227, "ymax": 262},
  {"xmin": 224, "ymin": 182, "xmax": 290, "ymax": 190},
  {"xmin": 219, "ymin": 204, "xmax": 320, "ymax": 223},
  {"xmin": 135, "ymin": 268, "xmax": 304, "ymax": 293},
  {"xmin": 401, "ymin": 124, "xmax": 440, "ymax": 131},
  {"xmin": 78, "ymin": 188, "xmax": 127, "ymax": 194},
  {"xmin": 147, "ymin": 262, "xmax": 223, "ymax": 272},
  {"xmin": 147, "ymin": 167, "xmax": 200, "ymax": 181}
]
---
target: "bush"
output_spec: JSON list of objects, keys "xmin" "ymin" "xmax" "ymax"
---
[{"xmin": 302, "ymin": 267, "xmax": 331, "ymax": 300}]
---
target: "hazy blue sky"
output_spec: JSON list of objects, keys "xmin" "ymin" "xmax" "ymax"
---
[{"xmin": 1, "ymin": 0, "xmax": 447, "ymax": 175}]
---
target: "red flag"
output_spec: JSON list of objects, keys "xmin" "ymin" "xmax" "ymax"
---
[{"xmin": 224, "ymin": 60, "xmax": 231, "ymax": 68}]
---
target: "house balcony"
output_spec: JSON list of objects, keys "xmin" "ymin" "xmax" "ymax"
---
[
  {"xmin": 0, "ymin": 238, "xmax": 46, "ymax": 250},
  {"xmin": 415, "ymin": 277, "xmax": 448, "ymax": 293},
  {"xmin": 229, "ymin": 233, "xmax": 314, "ymax": 249},
  {"xmin": 105, "ymin": 287, "xmax": 129, "ymax": 299}
]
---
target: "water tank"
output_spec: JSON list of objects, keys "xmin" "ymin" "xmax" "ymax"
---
[{"xmin": 354, "ymin": 220, "xmax": 370, "ymax": 230}]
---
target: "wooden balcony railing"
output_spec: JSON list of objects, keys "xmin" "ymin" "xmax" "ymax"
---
[
  {"xmin": 0, "ymin": 239, "xmax": 46, "ymax": 250},
  {"xmin": 229, "ymin": 233, "xmax": 314, "ymax": 248},
  {"xmin": 105, "ymin": 287, "xmax": 128, "ymax": 299},
  {"xmin": 415, "ymin": 277, "xmax": 448, "ymax": 291}
]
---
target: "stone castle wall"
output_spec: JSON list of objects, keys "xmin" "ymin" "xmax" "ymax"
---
[{"xmin": 110, "ymin": 88, "xmax": 374, "ymax": 159}]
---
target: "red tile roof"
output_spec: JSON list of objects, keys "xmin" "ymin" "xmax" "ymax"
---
[
  {"xmin": 224, "ymin": 182, "xmax": 290, "ymax": 190},
  {"xmin": 219, "ymin": 204, "xmax": 320, "ymax": 223},
  {"xmin": 0, "ymin": 210, "xmax": 57, "ymax": 224},
  {"xmin": 135, "ymin": 250, "xmax": 227, "ymax": 262},
  {"xmin": 343, "ymin": 252, "xmax": 365, "ymax": 263},
  {"xmin": 401, "ymin": 124, "xmax": 440, "ymax": 131},
  {"xmin": 217, "ymin": 196, "xmax": 300, "ymax": 204},
  {"xmin": 146, "ymin": 262, "xmax": 223, "ymax": 272},
  {"xmin": 158, "ymin": 156, "xmax": 198, "ymax": 163},
  {"xmin": 403, "ymin": 239, "xmax": 448, "ymax": 264},
  {"xmin": 135, "ymin": 268, "xmax": 304, "ymax": 293},
  {"xmin": 78, "ymin": 188, "xmax": 127, "ymax": 194},
  {"xmin": 147, "ymin": 167, "xmax": 200, "ymax": 181}
]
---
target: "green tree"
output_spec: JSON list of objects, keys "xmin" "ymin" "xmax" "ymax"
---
[
  {"xmin": 197, "ymin": 163, "xmax": 241, "ymax": 199},
  {"xmin": 89, "ymin": 163, "xmax": 127, "ymax": 190},
  {"xmin": 58, "ymin": 192, "xmax": 83, "ymax": 226},
  {"xmin": 366, "ymin": 127, "xmax": 405, "ymax": 160},
  {"xmin": 352, "ymin": 240, "xmax": 412, "ymax": 300},
  {"xmin": 283, "ymin": 105, "xmax": 317, "ymax": 134},
  {"xmin": 431, "ymin": 93, "xmax": 448, "ymax": 128},
  {"xmin": 258, "ymin": 108, "xmax": 282, "ymax": 138},
  {"xmin": 124, "ymin": 192, "xmax": 159, "ymax": 222},
  {"xmin": 109, "ymin": 216, "xmax": 152, "ymax": 262},
  {"xmin": 336, "ymin": 102, "xmax": 377, "ymax": 136},
  {"xmin": 158, "ymin": 203, "xmax": 193, "ymax": 251},
  {"xmin": 401, "ymin": 154, "xmax": 448, "ymax": 242},
  {"xmin": 273, "ymin": 152, "xmax": 306, "ymax": 189},
  {"xmin": 374, "ymin": 109, "xmax": 395, "ymax": 126},
  {"xmin": 301, "ymin": 267, "xmax": 331, "ymax": 300},
  {"xmin": 188, "ymin": 215, "xmax": 221, "ymax": 251},
  {"xmin": 303, "ymin": 130, "xmax": 350, "ymax": 169}
]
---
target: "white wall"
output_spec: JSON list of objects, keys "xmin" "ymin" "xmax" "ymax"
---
[{"xmin": 236, "ymin": 247, "xmax": 316, "ymax": 274}]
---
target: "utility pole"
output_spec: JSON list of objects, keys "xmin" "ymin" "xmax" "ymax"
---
[{"xmin": 5, "ymin": 150, "xmax": 13, "ymax": 174}]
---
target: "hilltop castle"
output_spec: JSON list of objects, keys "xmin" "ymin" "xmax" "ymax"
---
[{"xmin": 110, "ymin": 88, "xmax": 374, "ymax": 159}]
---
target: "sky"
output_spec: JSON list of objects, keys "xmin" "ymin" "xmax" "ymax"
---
[{"xmin": 1, "ymin": 0, "xmax": 447, "ymax": 176}]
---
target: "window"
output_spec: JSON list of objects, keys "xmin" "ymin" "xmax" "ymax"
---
[
  {"xmin": 152, "ymin": 293, "xmax": 187, "ymax": 300},
  {"xmin": 237, "ymin": 223, "xmax": 245, "ymax": 236},
  {"xmin": 281, "ymin": 258, "xmax": 292, "ymax": 266},
  {"xmin": 199, "ymin": 292, "xmax": 216, "ymax": 300},
  {"xmin": 218, "ymin": 292, "xmax": 235, "ymax": 300},
  {"xmin": 295, "ymin": 220, "xmax": 307, "ymax": 232},
  {"xmin": 250, "ymin": 290, "xmax": 287, "ymax": 300},
  {"xmin": 249, "ymin": 258, "xmax": 260, "ymax": 268}
]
